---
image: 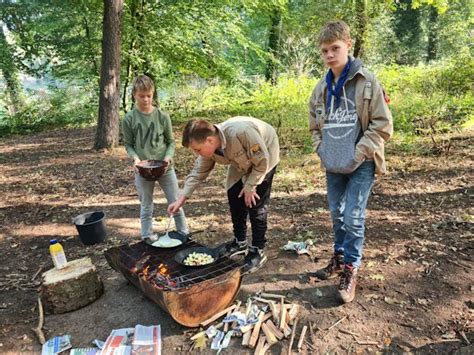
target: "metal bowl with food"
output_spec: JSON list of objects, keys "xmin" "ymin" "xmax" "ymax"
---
[{"xmin": 174, "ymin": 247, "xmax": 220, "ymax": 267}]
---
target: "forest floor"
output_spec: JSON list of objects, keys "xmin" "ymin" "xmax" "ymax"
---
[{"xmin": 0, "ymin": 126, "xmax": 473, "ymax": 354}]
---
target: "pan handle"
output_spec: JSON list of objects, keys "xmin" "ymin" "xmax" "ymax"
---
[{"xmin": 184, "ymin": 229, "xmax": 207, "ymax": 240}]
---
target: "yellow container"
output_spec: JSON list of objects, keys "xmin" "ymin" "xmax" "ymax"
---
[{"xmin": 49, "ymin": 239, "xmax": 67, "ymax": 269}]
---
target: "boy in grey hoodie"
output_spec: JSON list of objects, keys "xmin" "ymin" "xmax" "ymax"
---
[{"xmin": 308, "ymin": 21, "xmax": 393, "ymax": 303}]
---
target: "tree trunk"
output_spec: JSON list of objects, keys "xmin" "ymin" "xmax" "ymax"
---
[
  {"xmin": 0, "ymin": 27, "xmax": 23, "ymax": 114},
  {"xmin": 265, "ymin": 8, "xmax": 282, "ymax": 85},
  {"xmin": 95, "ymin": 0, "xmax": 123, "ymax": 150},
  {"xmin": 426, "ymin": 6, "xmax": 438, "ymax": 62},
  {"xmin": 353, "ymin": 0, "xmax": 367, "ymax": 59}
]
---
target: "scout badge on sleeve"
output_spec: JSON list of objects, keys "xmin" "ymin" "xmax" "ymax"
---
[{"xmin": 250, "ymin": 144, "xmax": 261, "ymax": 154}]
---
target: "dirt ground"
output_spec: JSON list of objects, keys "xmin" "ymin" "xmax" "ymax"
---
[{"xmin": 0, "ymin": 126, "xmax": 473, "ymax": 354}]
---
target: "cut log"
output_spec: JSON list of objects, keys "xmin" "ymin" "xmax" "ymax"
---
[
  {"xmin": 242, "ymin": 330, "xmax": 252, "ymax": 346},
  {"xmin": 41, "ymin": 257, "xmax": 103, "ymax": 314},
  {"xmin": 254, "ymin": 335, "xmax": 266, "ymax": 355},
  {"xmin": 266, "ymin": 320, "xmax": 284, "ymax": 340},
  {"xmin": 279, "ymin": 298, "xmax": 287, "ymax": 331},
  {"xmin": 287, "ymin": 304, "xmax": 300, "ymax": 325},
  {"xmin": 261, "ymin": 322, "xmax": 278, "ymax": 345},
  {"xmin": 249, "ymin": 311, "xmax": 266, "ymax": 348},
  {"xmin": 269, "ymin": 302, "xmax": 279, "ymax": 323}
]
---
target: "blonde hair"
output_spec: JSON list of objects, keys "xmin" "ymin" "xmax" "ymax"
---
[
  {"xmin": 131, "ymin": 75, "xmax": 155, "ymax": 95},
  {"xmin": 318, "ymin": 20, "xmax": 351, "ymax": 45}
]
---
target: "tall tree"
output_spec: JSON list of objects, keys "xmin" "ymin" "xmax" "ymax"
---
[
  {"xmin": 426, "ymin": 5, "xmax": 439, "ymax": 62},
  {"xmin": 95, "ymin": 0, "xmax": 123, "ymax": 150},
  {"xmin": 353, "ymin": 0, "xmax": 367, "ymax": 58},
  {"xmin": 0, "ymin": 26, "xmax": 23, "ymax": 113},
  {"xmin": 265, "ymin": 7, "xmax": 282, "ymax": 84}
]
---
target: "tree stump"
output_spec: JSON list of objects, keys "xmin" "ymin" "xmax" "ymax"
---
[{"xmin": 41, "ymin": 257, "xmax": 104, "ymax": 314}]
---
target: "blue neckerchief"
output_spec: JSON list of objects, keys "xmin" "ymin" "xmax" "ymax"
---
[{"xmin": 325, "ymin": 57, "xmax": 352, "ymax": 113}]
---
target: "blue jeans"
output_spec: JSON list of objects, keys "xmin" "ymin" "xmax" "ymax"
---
[
  {"xmin": 326, "ymin": 160, "xmax": 375, "ymax": 268},
  {"xmin": 135, "ymin": 167, "xmax": 188, "ymax": 238}
]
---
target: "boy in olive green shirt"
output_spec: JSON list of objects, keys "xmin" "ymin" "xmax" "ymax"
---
[{"xmin": 122, "ymin": 75, "xmax": 188, "ymax": 239}]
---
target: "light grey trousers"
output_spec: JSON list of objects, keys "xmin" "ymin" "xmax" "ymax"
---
[{"xmin": 134, "ymin": 167, "xmax": 188, "ymax": 238}]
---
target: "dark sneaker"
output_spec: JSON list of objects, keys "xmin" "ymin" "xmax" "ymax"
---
[
  {"xmin": 314, "ymin": 252, "xmax": 344, "ymax": 280},
  {"xmin": 243, "ymin": 246, "xmax": 267, "ymax": 273},
  {"xmin": 221, "ymin": 238, "xmax": 248, "ymax": 258},
  {"xmin": 338, "ymin": 264, "xmax": 358, "ymax": 303}
]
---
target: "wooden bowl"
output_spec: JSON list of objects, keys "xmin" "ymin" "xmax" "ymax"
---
[{"xmin": 136, "ymin": 160, "xmax": 168, "ymax": 181}]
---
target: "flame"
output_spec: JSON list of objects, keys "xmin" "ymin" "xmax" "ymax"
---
[
  {"xmin": 142, "ymin": 265, "xmax": 150, "ymax": 278},
  {"xmin": 157, "ymin": 263, "xmax": 168, "ymax": 276}
]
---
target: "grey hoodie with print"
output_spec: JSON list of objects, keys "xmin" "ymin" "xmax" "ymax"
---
[
  {"xmin": 308, "ymin": 58, "xmax": 393, "ymax": 175},
  {"xmin": 318, "ymin": 58, "xmax": 364, "ymax": 174}
]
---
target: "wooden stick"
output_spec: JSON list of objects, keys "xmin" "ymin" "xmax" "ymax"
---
[
  {"xmin": 261, "ymin": 343, "xmax": 271, "ymax": 354},
  {"xmin": 223, "ymin": 308, "xmax": 233, "ymax": 332},
  {"xmin": 260, "ymin": 292, "xmax": 286, "ymax": 300},
  {"xmin": 241, "ymin": 313, "xmax": 272, "ymax": 334},
  {"xmin": 270, "ymin": 302, "xmax": 279, "ymax": 324},
  {"xmin": 327, "ymin": 316, "xmax": 347, "ymax": 331},
  {"xmin": 31, "ymin": 266, "xmax": 43, "ymax": 281},
  {"xmin": 200, "ymin": 304, "xmax": 237, "ymax": 327},
  {"xmin": 190, "ymin": 322, "xmax": 223, "ymax": 340},
  {"xmin": 242, "ymin": 330, "xmax": 252, "ymax": 346},
  {"xmin": 31, "ymin": 297, "xmax": 45, "ymax": 344},
  {"xmin": 265, "ymin": 320, "xmax": 284, "ymax": 340},
  {"xmin": 459, "ymin": 330, "xmax": 471, "ymax": 345},
  {"xmin": 287, "ymin": 304, "xmax": 300, "ymax": 325},
  {"xmin": 304, "ymin": 338, "xmax": 316, "ymax": 352},
  {"xmin": 356, "ymin": 340, "xmax": 379, "ymax": 345},
  {"xmin": 261, "ymin": 323, "xmax": 278, "ymax": 345},
  {"xmin": 340, "ymin": 328, "xmax": 361, "ymax": 337},
  {"xmin": 283, "ymin": 324, "xmax": 292, "ymax": 338},
  {"xmin": 279, "ymin": 298, "xmax": 287, "ymax": 331},
  {"xmin": 297, "ymin": 325, "xmax": 308, "ymax": 351},
  {"xmin": 253, "ymin": 296, "xmax": 275, "ymax": 304},
  {"xmin": 249, "ymin": 311, "xmax": 266, "ymax": 348},
  {"xmin": 287, "ymin": 318, "xmax": 299, "ymax": 355},
  {"xmin": 254, "ymin": 335, "xmax": 266, "ymax": 355}
]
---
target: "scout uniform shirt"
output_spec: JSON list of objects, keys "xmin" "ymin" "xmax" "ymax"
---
[{"xmin": 181, "ymin": 116, "xmax": 280, "ymax": 199}]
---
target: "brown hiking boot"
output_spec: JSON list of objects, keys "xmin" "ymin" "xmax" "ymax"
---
[
  {"xmin": 314, "ymin": 252, "xmax": 344, "ymax": 280},
  {"xmin": 338, "ymin": 264, "xmax": 358, "ymax": 303}
]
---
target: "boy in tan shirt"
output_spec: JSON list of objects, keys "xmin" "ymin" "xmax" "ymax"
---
[{"xmin": 168, "ymin": 117, "xmax": 280, "ymax": 273}]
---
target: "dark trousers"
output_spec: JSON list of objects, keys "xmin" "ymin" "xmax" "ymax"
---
[{"xmin": 227, "ymin": 167, "xmax": 276, "ymax": 249}]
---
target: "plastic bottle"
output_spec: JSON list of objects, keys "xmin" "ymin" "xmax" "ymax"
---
[{"xmin": 49, "ymin": 239, "xmax": 68, "ymax": 269}]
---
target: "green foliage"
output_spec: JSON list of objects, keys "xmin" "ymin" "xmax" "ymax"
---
[
  {"xmin": 162, "ymin": 54, "xmax": 473, "ymax": 147},
  {"xmin": 162, "ymin": 74, "xmax": 317, "ymax": 151},
  {"xmin": 0, "ymin": 84, "xmax": 98, "ymax": 137},
  {"xmin": 376, "ymin": 52, "xmax": 474, "ymax": 133}
]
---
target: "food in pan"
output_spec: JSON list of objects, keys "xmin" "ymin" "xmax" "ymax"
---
[{"xmin": 183, "ymin": 252, "xmax": 214, "ymax": 266}]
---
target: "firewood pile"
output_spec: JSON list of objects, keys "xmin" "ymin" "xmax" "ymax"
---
[{"xmin": 187, "ymin": 291, "xmax": 314, "ymax": 354}]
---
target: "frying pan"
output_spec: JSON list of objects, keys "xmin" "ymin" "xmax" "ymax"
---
[
  {"xmin": 144, "ymin": 230, "xmax": 206, "ymax": 248},
  {"xmin": 145, "ymin": 231, "xmax": 189, "ymax": 248},
  {"xmin": 174, "ymin": 246, "xmax": 221, "ymax": 267}
]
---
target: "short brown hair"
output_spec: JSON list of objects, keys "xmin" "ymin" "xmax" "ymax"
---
[
  {"xmin": 318, "ymin": 20, "xmax": 351, "ymax": 45},
  {"xmin": 182, "ymin": 119, "xmax": 217, "ymax": 147},
  {"xmin": 131, "ymin": 75, "xmax": 155, "ymax": 95}
]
